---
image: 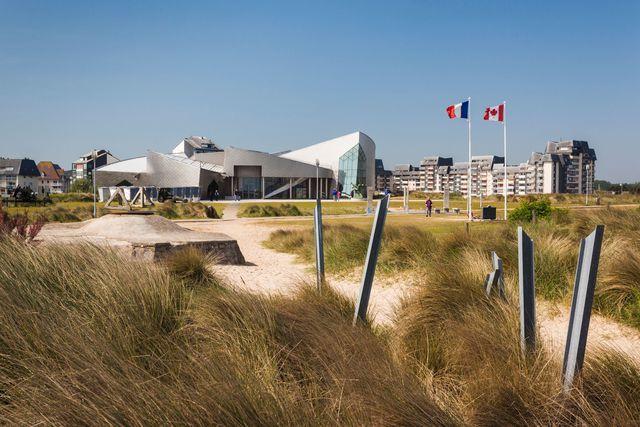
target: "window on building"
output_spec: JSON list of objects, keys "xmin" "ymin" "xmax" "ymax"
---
[{"xmin": 338, "ymin": 144, "xmax": 367, "ymax": 197}]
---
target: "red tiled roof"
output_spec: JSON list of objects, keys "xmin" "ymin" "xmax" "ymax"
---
[{"xmin": 37, "ymin": 161, "xmax": 64, "ymax": 180}]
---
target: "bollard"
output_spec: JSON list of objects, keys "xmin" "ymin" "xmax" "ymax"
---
[
  {"xmin": 562, "ymin": 225, "xmax": 605, "ymax": 392},
  {"xmin": 353, "ymin": 194, "xmax": 389, "ymax": 325},
  {"xmin": 518, "ymin": 227, "xmax": 536, "ymax": 354},
  {"xmin": 313, "ymin": 199, "xmax": 325, "ymax": 291}
]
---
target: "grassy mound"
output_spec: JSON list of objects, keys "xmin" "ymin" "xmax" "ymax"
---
[
  {"xmin": 156, "ymin": 201, "xmax": 221, "ymax": 219},
  {"xmin": 239, "ymin": 203, "xmax": 307, "ymax": 218}
]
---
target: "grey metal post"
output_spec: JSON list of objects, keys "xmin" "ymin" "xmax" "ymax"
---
[
  {"xmin": 92, "ymin": 149, "xmax": 97, "ymax": 218},
  {"xmin": 493, "ymin": 251, "xmax": 505, "ymax": 298},
  {"xmin": 353, "ymin": 194, "xmax": 389, "ymax": 325},
  {"xmin": 313, "ymin": 199, "xmax": 325, "ymax": 291},
  {"xmin": 562, "ymin": 225, "xmax": 605, "ymax": 392},
  {"xmin": 485, "ymin": 251, "xmax": 505, "ymax": 299},
  {"xmin": 518, "ymin": 227, "xmax": 536, "ymax": 354}
]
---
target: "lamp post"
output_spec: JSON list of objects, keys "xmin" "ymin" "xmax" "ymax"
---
[
  {"xmin": 315, "ymin": 159, "xmax": 320, "ymax": 201},
  {"xmin": 585, "ymin": 164, "xmax": 590, "ymax": 206}
]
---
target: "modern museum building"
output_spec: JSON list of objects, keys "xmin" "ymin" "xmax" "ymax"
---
[{"xmin": 95, "ymin": 132, "xmax": 376, "ymax": 200}]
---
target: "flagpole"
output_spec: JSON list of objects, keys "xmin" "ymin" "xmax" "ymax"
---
[
  {"xmin": 467, "ymin": 96, "xmax": 472, "ymax": 221},
  {"xmin": 503, "ymin": 101, "xmax": 507, "ymax": 220}
]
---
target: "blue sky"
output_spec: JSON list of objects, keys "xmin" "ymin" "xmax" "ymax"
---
[{"xmin": 0, "ymin": 1, "xmax": 638, "ymax": 181}]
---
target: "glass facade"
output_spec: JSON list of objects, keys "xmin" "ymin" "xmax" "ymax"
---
[
  {"xmin": 338, "ymin": 144, "xmax": 367, "ymax": 197},
  {"xmin": 264, "ymin": 177, "xmax": 289, "ymax": 199},
  {"xmin": 237, "ymin": 176, "xmax": 262, "ymax": 199}
]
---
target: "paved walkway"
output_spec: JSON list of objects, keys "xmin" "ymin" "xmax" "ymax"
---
[{"xmin": 221, "ymin": 202, "xmax": 240, "ymax": 219}]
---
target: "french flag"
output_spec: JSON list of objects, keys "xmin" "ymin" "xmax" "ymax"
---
[{"xmin": 446, "ymin": 100, "xmax": 469, "ymax": 119}]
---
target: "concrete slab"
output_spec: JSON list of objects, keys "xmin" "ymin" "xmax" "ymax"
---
[{"xmin": 37, "ymin": 214, "xmax": 245, "ymax": 264}]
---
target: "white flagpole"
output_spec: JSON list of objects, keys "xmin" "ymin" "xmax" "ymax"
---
[
  {"xmin": 467, "ymin": 97, "xmax": 472, "ymax": 221},
  {"xmin": 503, "ymin": 101, "xmax": 507, "ymax": 220}
]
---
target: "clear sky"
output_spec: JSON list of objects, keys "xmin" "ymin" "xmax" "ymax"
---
[{"xmin": 0, "ymin": 1, "xmax": 638, "ymax": 181}]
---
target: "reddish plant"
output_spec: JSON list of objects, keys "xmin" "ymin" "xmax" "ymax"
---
[{"xmin": 0, "ymin": 203, "xmax": 45, "ymax": 241}]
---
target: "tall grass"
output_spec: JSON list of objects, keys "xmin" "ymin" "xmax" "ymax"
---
[
  {"xmin": 0, "ymin": 238, "xmax": 459, "ymax": 424},
  {"xmin": 238, "ymin": 203, "xmax": 306, "ymax": 218},
  {"xmin": 394, "ymin": 244, "xmax": 640, "ymax": 424},
  {"xmin": 266, "ymin": 208, "xmax": 640, "ymax": 330},
  {"xmin": 265, "ymin": 224, "xmax": 438, "ymax": 274}
]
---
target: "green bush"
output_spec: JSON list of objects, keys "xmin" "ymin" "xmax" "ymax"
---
[
  {"xmin": 508, "ymin": 199, "xmax": 553, "ymax": 222},
  {"xmin": 156, "ymin": 201, "xmax": 221, "ymax": 219},
  {"xmin": 69, "ymin": 179, "xmax": 92, "ymax": 193}
]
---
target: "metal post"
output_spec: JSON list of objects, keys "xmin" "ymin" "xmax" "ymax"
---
[
  {"xmin": 484, "ymin": 251, "xmax": 506, "ymax": 299},
  {"xmin": 467, "ymin": 96, "xmax": 472, "ymax": 221},
  {"xmin": 314, "ymin": 198, "xmax": 325, "ymax": 291},
  {"xmin": 353, "ymin": 194, "xmax": 389, "ymax": 325},
  {"xmin": 503, "ymin": 101, "xmax": 508, "ymax": 220},
  {"xmin": 562, "ymin": 225, "xmax": 605, "ymax": 392},
  {"xmin": 315, "ymin": 159, "xmax": 319, "ymax": 201},
  {"xmin": 92, "ymin": 149, "xmax": 97, "ymax": 218},
  {"xmin": 518, "ymin": 227, "xmax": 536, "ymax": 354}
]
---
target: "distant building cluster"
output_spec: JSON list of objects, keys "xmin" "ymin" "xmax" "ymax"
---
[
  {"xmin": 376, "ymin": 140, "xmax": 596, "ymax": 196},
  {"xmin": 0, "ymin": 150, "xmax": 119, "ymax": 198},
  {"xmin": 1, "ymin": 136, "xmax": 596, "ymax": 200},
  {"xmin": 0, "ymin": 158, "xmax": 66, "ymax": 198}
]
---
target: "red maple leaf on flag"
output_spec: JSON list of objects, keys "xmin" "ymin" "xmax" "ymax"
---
[{"xmin": 491, "ymin": 109, "xmax": 498, "ymax": 116}]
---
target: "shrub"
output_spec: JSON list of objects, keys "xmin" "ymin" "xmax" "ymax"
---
[
  {"xmin": 0, "ymin": 204, "xmax": 45, "ymax": 241},
  {"xmin": 509, "ymin": 198, "xmax": 553, "ymax": 222},
  {"xmin": 164, "ymin": 246, "xmax": 219, "ymax": 288},
  {"xmin": 157, "ymin": 201, "xmax": 221, "ymax": 219},
  {"xmin": 69, "ymin": 178, "xmax": 92, "ymax": 193},
  {"xmin": 239, "ymin": 203, "xmax": 307, "ymax": 218}
]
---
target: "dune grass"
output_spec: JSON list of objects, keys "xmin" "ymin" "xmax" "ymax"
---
[
  {"xmin": 0, "ymin": 236, "xmax": 638, "ymax": 424},
  {"xmin": 266, "ymin": 208, "xmax": 640, "ymax": 330},
  {"xmin": 0, "ymin": 238, "xmax": 456, "ymax": 425}
]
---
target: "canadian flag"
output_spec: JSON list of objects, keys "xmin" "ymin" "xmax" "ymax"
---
[{"xmin": 483, "ymin": 103, "xmax": 505, "ymax": 122}]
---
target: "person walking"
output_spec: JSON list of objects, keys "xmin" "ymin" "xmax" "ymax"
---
[
  {"xmin": 331, "ymin": 188, "xmax": 337, "ymax": 201},
  {"xmin": 214, "ymin": 189, "xmax": 220, "ymax": 201},
  {"xmin": 425, "ymin": 197, "xmax": 433, "ymax": 217}
]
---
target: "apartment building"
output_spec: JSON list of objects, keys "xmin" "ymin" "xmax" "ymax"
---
[
  {"xmin": 37, "ymin": 161, "xmax": 65, "ymax": 195},
  {"xmin": 404, "ymin": 139, "xmax": 595, "ymax": 196},
  {"xmin": 544, "ymin": 140, "xmax": 596, "ymax": 194},
  {"xmin": 71, "ymin": 149, "xmax": 119, "ymax": 185},
  {"xmin": 0, "ymin": 158, "xmax": 40, "ymax": 198},
  {"xmin": 375, "ymin": 159, "xmax": 394, "ymax": 193},
  {"xmin": 392, "ymin": 164, "xmax": 423, "ymax": 191},
  {"xmin": 420, "ymin": 156, "xmax": 453, "ymax": 192}
]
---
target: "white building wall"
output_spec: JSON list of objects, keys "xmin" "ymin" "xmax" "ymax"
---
[
  {"xmin": 543, "ymin": 162, "xmax": 554, "ymax": 194},
  {"xmin": 279, "ymin": 131, "xmax": 376, "ymax": 191}
]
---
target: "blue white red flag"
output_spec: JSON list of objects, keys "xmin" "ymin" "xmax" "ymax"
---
[{"xmin": 446, "ymin": 101, "xmax": 469, "ymax": 119}]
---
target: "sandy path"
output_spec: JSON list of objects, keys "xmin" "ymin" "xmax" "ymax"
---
[
  {"xmin": 179, "ymin": 219, "xmax": 640, "ymax": 360},
  {"xmin": 180, "ymin": 219, "xmax": 408, "ymax": 324}
]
